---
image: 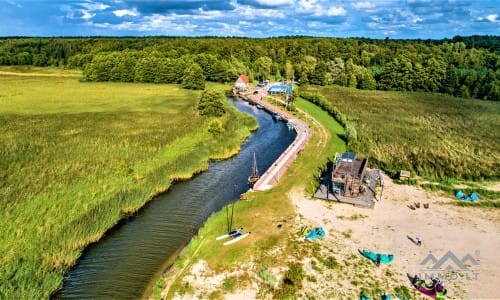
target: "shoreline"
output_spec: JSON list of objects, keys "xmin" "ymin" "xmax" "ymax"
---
[{"xmin": 52, "ymin": 97, "xmax": 257, "ymax": 299}]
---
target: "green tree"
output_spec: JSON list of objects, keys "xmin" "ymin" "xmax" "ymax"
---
[
  {"xmin": 299, "ymin": 55, "xmax": 317, "ymax": 84},
  {"xmin": 182, "ymin": 62, "xmax": 205, "ymax": 90},
  {"xmin": 345, "ymin": 58, "xmax": 358, "ymax": 88},
  {"xmin": 310, "ymin": 61, "xmax": 327, "ymax": 85},
  {"xmin": 198, "ymin": 89, "xmax": 226, "ymax": 117},
  {"xmin": 357, "ymin": 70, "xmax": 376, "ymax": 90},
  {"xmin": 284, "ymin": 60, "xmax": 294, "ymax": 81},
  {"xmin": 255, "ymin": 56, "xmax": 272, "ymax": 81},
  {"xmin": 326, "ymin": 58, "xmax": 346, "ymax": 86}
]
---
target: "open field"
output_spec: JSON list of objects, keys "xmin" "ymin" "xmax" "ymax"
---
[
  {"xmin": 301, "ymin": 86, "xmax": 500, "ymax": 181},
  {"xmin": 0, "ymin": 71, "xmax": 256, "ymax": 299}
]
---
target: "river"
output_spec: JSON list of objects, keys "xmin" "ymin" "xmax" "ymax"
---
[{"xmin": 57, "ymin": 98, "xmax": 297, "ymax": 299}]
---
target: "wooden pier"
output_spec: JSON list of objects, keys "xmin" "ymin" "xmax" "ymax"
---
[{"xmin": 245, "ymin": 86, "xmax": 311, "ymax": 191}]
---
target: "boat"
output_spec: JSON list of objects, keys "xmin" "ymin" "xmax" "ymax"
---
[
  {"xmin": 223, "ymin": 231, "xmax": 251, "ymax": 246},
  {"xmin": 216, "ymin": 227, "xmax": 243, "ymax": 240},
  {"xmin": 272, "ymin": 113, "xmax": 281, "ymax": 121},
  {"xmin": 256, "ymin": 104, "xmax": 263, "ymax": 109},
  {"xmin": 358, "ymin": 249, "xmax": 394, "ymax": 264},
  {"xmin": 408, "ymin": 274, "xmax": 447, "ymax": 299},
  {"xmin": 248, "ymin": 152, "xmax": 259, "ymax": 188},
  {"xmin": 286, "ymin": 121, "xmax": 294, "ymax": 131}
]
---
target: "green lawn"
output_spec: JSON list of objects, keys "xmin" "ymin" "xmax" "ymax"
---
[{"xmin": 0, "ymin": 71, "xmax": 256, "ymax": 299}]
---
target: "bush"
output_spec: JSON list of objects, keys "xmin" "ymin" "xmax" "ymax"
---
[
  {"xmin": 207, "ymin": 118, "xmax": 224, "ymax": 135},
  {"xmin": 198, "ymin": 89, "xmax": 226, "ymax": 117}
]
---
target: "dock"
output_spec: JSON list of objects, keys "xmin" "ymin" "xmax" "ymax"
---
[{"xmin": 245, "ymin": 86, "xmax": 311, "ymax": 191}]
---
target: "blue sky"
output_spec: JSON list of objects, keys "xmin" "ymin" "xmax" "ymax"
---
[{"xmin": 0, "ymin": 0, "xmax": 498, "ymax": 38}]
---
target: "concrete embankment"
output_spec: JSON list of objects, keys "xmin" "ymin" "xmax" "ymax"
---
[{"xmin": 248, "ymin": 89, "xmax": 311, "ymax": 191}]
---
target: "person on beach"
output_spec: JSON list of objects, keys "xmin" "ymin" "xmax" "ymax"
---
[
  {"xmin": 376, "ymin": 254, "xmax": 381, "ymax": 266},
  {"xmin": 416, "ymin": 236, "xmax": 422, "ymax": 246}
]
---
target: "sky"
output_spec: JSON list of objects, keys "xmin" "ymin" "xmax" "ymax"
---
[{"xmin": 0, "ymin": 0, "xmax": 498, "ymax": 39}]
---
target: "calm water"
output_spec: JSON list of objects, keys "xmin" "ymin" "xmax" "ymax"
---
[{"xmin": 57, "ymin": 99, "xmax": 296, "ymax": 299}]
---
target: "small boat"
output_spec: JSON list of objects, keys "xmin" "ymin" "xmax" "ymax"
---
[
  {"xmin": 286, "ymin": 121, "xmax": 294, "ymax": 130},
  {"xmin": 248, "ymin": 152, "xmax": 259, "ymax": 188},
  {"xmin": 256, "ymin": 104, "xmax": 263, "ymax": 109},
  {"xmin": 272, "ymin": 113, "xmax": 281, "ymax": 121},
  {"xmin": 216, "ymin": 228, "xmax": 243, "ymax": 240},
  {"xmin": 223, "ymin": 231, "xmax": 251, "ymax": 246}
]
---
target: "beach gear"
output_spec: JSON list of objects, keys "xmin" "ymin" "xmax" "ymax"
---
[
  {"xmin": 408, "ymin": 274, "xmax": 447, "ymax": 299},
  {"xmin": 455, "ymin": 190, "xmax": 479, "ymax": 202},
  {"xmin": 216, "ymin": 227, "xmax": 243, "ymax": 240},
  {"xmin": 223, "ymin": 231, "xmax": 250, "ymax": 245},
  {"xmin": 305, "ymin": 227, "xmax": 325, "ymax": 239},
  {"xmin": 358, "ymin": 249, "xmax": 394, "ymax": 264},
  {"xmin": 301, "ymin": 225, "xmax": 311, "ymax": 236}
]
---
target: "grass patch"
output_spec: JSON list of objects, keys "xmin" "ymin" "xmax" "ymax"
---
[
  {"xmin": 342, "ymin": 229, "xmax": 353, "ymax": 239},
  {"xmin": 0, "ymin": 71, "xmax": 256, "ymax": 299},
  {"xmin": 337, "ymin": 214, "xmax": 368, "ymax": 221},
  {"xmin": 301, "ymin": 85, "xmax": 499, "ymax": 181}
]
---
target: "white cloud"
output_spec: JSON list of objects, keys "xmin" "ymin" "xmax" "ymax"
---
[
  {"xmin": 327, "ymin": 6, "xmax": 346, "ymax": 17},
  {"xmin": 196, "ymin": 9, "xmax": 223, "ymax": 18},
  {"xmin": 254, "ymin": 0, "xmax": 294, "ymax": 5},
  {"xmin": 486, "ymin": 14, "xmax": 499, "ymax": 23},
  {"xmin": 80, "ymin": 1, "xmax": 109, "ymax": 11},
  {"xmin": 352, "ymin": 2, "xmax": 375, "ymax": 10},
  {"xmin": 412, "ymin": 17, "xmax": 423, "ymax": 23},
  {"xmin": 113, "ymin": 9, "xmax": 138, "ymax": 17},
  {"xmin": 81, "ymin": 10, "xmax": 95, "ymax": 20},
  {"xmin": 297, "ymin": 0, "xmax": 319, "ymax": 13}
]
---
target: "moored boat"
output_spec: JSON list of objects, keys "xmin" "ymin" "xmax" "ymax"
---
[
  {"xmin": 223, "ymin": 231, "xmax": 251, "ymax": 245},
  {"xmin": 248, "ymin": 152, "xmax": 259, "ymax": 188}
]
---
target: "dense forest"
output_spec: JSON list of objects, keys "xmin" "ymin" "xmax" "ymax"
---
[{"xmin": 0, "ymin": 36, "xmax": 498, "ymax": 100}]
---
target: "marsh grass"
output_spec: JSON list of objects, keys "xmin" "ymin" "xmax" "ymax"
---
[
  {"xmin": 302, "ymin": 85, "xmax": 499, "ymax": 181},
  {"xmin": 0, "ymin": 73, "xmax": 256, "ymax": 298}
]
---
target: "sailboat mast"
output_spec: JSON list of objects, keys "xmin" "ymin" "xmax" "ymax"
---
[
  {"xmin": 252, "ymin": 152, "xmax": 258, "ymax": 177},
  {"xmin": 248, "ymin": 152, "xmax": 260, "ymax": 188}
]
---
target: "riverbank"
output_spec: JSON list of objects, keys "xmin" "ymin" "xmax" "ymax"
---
[
  {"xmin": 0, "ymin": 72, "xmax": 257, "ymax": 299},
  {"xmin": 156, "ymin": 96, "xmax": 346, "ymax": 298}
]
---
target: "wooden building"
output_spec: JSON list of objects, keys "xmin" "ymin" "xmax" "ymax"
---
[{"xmin": 331, "ymin": 152, "xmax": 369, "ymax": 198}]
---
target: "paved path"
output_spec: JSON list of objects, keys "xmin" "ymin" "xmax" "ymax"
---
[{"xmin": 248, "ymin": 86, "xmax": 311, "ymax": 191}]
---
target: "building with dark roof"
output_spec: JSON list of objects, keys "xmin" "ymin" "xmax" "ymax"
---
[{"xmin": 332, "ymin": 152, "xmax": 369, "ymax": 198}]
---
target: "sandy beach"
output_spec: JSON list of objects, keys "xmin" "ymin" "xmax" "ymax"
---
[
  {"xmin": 169, "ymin": 174, "xmax": 499, "ymax": 299},
  {"xmin": 293, "ymin": 174, "xmax": 499, "ymax": 299}
]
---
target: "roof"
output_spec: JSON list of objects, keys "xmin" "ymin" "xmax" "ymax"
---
[
  {"xmin": 268, "ymin": 84, "xmax": 293, "ymax": 94},
  {"xmin": 341, "ymin": 152, "xmax": 356, "ymax": 160},
  {"xmin": 238, "ymin": 74, "xmax": 249, "ymax": 84}
]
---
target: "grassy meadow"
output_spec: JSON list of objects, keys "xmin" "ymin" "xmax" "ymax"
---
[
  {"xmin": 302, "ymin": 86, "xmax": 499, "ymax": 191},
  {"xmin": 0, "ymin": 70, "xmax": 257, "ymax": 299}
]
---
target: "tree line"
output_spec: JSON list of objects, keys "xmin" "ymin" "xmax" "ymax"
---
[{"xmin": 0, "ymin": 36, "xmax": 498, "ymax": 100}]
